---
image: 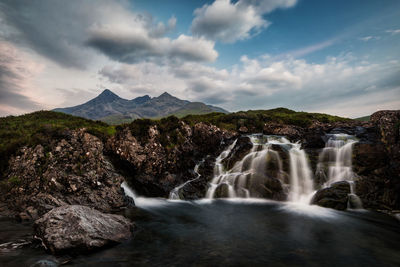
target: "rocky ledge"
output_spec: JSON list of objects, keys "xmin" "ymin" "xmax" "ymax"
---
[{"xmin": 35, "ymin": 205, "xmax": 134, "ymax": 254}]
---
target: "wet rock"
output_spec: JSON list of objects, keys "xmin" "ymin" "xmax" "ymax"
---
[
  {"xmin": 222, "ymin": 136, "xmax": 253, "ymax": 170},
  {"xmin": 311, "ymin": 181, "xmax": 351, "ymax": 210},
  {"xmin": 34, "ymin": 205, "xmax": 134, "ymax": 254},
  {"xmin": 214, "ymin": 184, "xmax": 230, "ymax": 198},
  {"xmin": 249, "ymin": 174, "xmax": 286, "ymax": 201}
]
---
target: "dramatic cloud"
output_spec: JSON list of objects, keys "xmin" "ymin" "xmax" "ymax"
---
[
  {"xmin": 191, "ymin": 0, "xmax": 297, "ymax": 43},
  {"xmin": 0, "ymin": 41, "xmax": 43, "ymax": 115},
  {"xmin": 0, "ymin": 0, "xmax": 217, "ymax": 68},
  {"xmin": 88, "ymin": 33, "xmax": 217, "ymax": 63}
]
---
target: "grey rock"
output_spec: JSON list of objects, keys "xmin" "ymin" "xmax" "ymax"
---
[{"xmin": 34, "ymin": 205, "xmax": 134, "ymax": 254}]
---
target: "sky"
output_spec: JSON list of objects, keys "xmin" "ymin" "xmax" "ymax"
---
[{"xmin": 0, "ymin": 0, "xmax": 399, "ymax": 118}]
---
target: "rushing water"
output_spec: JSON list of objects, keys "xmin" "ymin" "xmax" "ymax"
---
[
  {"xmin": 1, "ymin": 199, "xmax": 399, "ymax": 266},
  {"xmin": 169, "ymin": 160, "xmax": 204, "ymax": 200},
  {"xmin": 206, "ymin": 135, "xmax": 314, "ymax": 203},
  {"xmin": 316, "ymin": 134, "xmax": 358, "ymax": 186},
  {"xmin": 316, "ymin": 133, "xmax": 363, "ymax": 208}
]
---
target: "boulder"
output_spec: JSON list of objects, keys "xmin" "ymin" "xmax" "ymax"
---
[
  {"xmin": 214, "ymin": 184, "xmax": 230, "ymax": 198},
  {"xmin": 311, "ymin": 181, "xmax": 351, "ymax": 210},
  {"xmin": 222, "ymin": 136, "xmax": 253, "ymax": 170},
  {"xmin": 34, "ymin": 205, "xmax": 134, "ymax": 254}
]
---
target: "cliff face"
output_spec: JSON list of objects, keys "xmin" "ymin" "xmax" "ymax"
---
[{"xmin": 0, "ymin": 129, "xmax": 128, "ymax": 220}]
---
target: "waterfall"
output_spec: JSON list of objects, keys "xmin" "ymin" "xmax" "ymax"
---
[
  {"xmin": 288, "ymin": 143, "xmax": 314, "ymax": 203},
  {"xmin": 121, "ymin": 181, "xmax": 137, "ymax": 201},
  {"xmin": 169, "ymin": 159, "xmax": 204, "ymax": 200},
  {"xmin": 316, "ymin": 133, "xmax": 363, "ymax": 209},
  {"xmin": 206, "ymin": 135, "xmax": 314, "ymax": 203},
  {"xmin": 316, "ymin": 134, "xmax": 357, "ymax": 187}
]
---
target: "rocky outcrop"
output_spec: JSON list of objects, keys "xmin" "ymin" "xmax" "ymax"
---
[
  {"xmin": 222, "ymin": 136, "xmax": 253, "ymax": 170},
  {"xmin": 311, "ymin": 181, "xmax": 351, "ymax": 210},
  {"xmin": 1, "ymin": 129, "xmax": 127, "ymax": 220},
  {"xmin": 34, "ymin": 205, "xmax": 133, "ymax": 254},
  {"xmin": 355, "ymin": 110, "xmax": 400, "ymax": 211},
  {"xmin": 108, "ymin": 121, "xmax": 236, "ymax": 198},
  {"xmin": 263, "ymin": 123, "xmax": 302, "ymax": 141}
]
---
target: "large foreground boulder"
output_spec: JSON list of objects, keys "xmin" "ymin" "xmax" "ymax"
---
[{"xmin": 34, "ymin": 205, "xmax": 134, "ymax": 254}]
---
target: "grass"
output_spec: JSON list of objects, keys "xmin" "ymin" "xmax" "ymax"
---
[
  {"xmin": 182, "ymin": 108, "xmax": 350, "ymax": 131},
  {"xmin": 354, "ymin": 115, "xmax": 370, "ymax": 121},
  {"xmin": 0, "ymin": 110, "xmax": 115, "ymax": 180}
]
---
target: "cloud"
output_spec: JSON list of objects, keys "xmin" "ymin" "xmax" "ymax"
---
[
  {"xmin": 87, "ymin": 32, "xmax": 217, "ymax": 63},
  {"xmin": 386, "ymin": 29, "xmax": 400, "ymax": 35},
  {"xmin": 0, "ymin": 0, "xmax": 216, "ymax": 68},
  {"xmin": 191, "ymin": 0, "xmax": 297, "ymax": 43},
  {"xmin": 0, "ymin": 41, "xmax": 43, "ymax": 116},
  {"xmin": 359, "ymin": 36, "xmax": 380, "ymax": 41},
  {"xmin": 99, "ymin": 53, "xmax": 400, "ymax": 117}
]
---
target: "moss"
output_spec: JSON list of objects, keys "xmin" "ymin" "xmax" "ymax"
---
[{"xmin": 7, "ymin": 176, "xmax": 21, "ymax": 186}]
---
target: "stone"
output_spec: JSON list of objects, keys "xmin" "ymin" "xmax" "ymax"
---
[
  {"xmin": 34, "ymin": 205, "xmax": 134, "ymax": 254},
  {"xmin": 311, "ymin": 181, "xmax": 351, "ymax": 210}
]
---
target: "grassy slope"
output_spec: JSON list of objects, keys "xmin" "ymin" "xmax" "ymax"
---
[
  {"xmin": 0, "ymin": 111, "xmax": 115, "ymax": 179},
  {"xmin": 182, "ymin": 108, "xmax": 350, "ymax": 131},
  {"xmin": 354, "ymin": 115, "xmax": 370, "ymax": 121}
]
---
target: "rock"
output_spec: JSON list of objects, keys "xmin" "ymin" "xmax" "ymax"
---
[
  {"xmin": 1, "ymin": 129, "xmax": 128, "ymax": 219},
  {"xmin": 263, "ymin": 123, "xmax": 302, "ymax": 141},
  {"xmin": 34, "ymin": 205, "xmax": 134, "ymax": 254},
  {"xmin": 249, "ymin": 174, "xmax": 286, "ymax": 201},
  {"xmin": 108, "ymin": 121, "xmax": 236, "ymax": 198},
  {"xmin": 222, "ymin": 136, "xmax": 253, "ymax": 170},
  {"xmin": 311, "ymin": 181, "xmax": 351, "ymax": 210},
  {"xmin": 238, "ymin": 126, "xmax": 248, "ymax": 133},
  {"xmin": 214, "ymin": 184, "xmax": 229, "ymax": 198},
  {"xmin": 355, "ymin": 110, "xmax": 400, "ymax": 211}
]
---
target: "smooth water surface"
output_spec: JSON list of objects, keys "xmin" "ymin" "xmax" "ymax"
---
[{"xmin": 2, "ymin": 199, "xmax": 398, "ymax": 266}]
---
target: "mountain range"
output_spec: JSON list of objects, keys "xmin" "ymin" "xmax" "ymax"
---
[{"xmin": 54, "ymin": 89, "xmax": 228, "ymax": 124}]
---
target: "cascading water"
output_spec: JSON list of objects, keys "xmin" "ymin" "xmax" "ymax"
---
[
  {"xmin": 316, "ymin": 134, "xmax": 357, "ymax": 186},
  {"xmin": 288, "ymin": 143, "xmax": 314, "ymax": 203},
  {"xmin": 206, "ymin": 135, "xmax": 314, "ymax": 203},
  {"xmin": 169, "ymin": 159, "xmax": 204, "ymax": 200},
  {"xmin": 316, "ymin": 133, "xmax": 363, "ymax": 208}
]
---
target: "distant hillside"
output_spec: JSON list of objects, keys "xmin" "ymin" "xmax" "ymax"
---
[
  {"xmin": 54, "ymin": 89, "xmax": 228, "ymax": 124},
  {"xmin": 354, "ymin": 115, "xmax": 370, "ymax": 121}
]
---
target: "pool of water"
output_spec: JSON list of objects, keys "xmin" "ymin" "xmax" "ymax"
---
[{"xmin": 1, "ymin": 199, "xmax": 400, "ymax": 266}]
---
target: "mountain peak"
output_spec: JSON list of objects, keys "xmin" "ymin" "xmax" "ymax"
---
[
  {"xmin": 96, "ymin": 89, "xmax": 121, "ymax": 102},
  {"xmin": 99, "ymin": 89, "xmax": 118, "ymax": 97},
  {"xmin": 158, "ymin": 92, "xmax": 173, "ymax": 98}
]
